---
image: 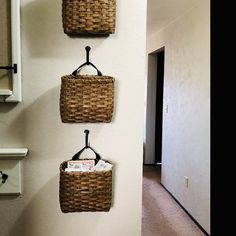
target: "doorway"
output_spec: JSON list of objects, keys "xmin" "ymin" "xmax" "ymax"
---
[
  {"xmin": 144, "ymin": 47, "xmax": 165, "ymax": 165},
  {"xmin": 155, "ymin": 49, "xmax": 164, "ymax": 164}
]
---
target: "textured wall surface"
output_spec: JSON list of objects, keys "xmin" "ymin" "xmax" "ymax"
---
[
  {"xmin": 147, "ymin": 0, "xmax": 210, "ymax": 233},
  {"xmin": 0, "ymin": 0, "xmax": 147, "ymax": 235}
]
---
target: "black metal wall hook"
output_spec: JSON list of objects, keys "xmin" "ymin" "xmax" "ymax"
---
[
  {"xmin": 0, "ymin": 171, "xmax": 8, "ymax": 184},
  {"xmin": 72, "ymin": 129, "xmax": 101, "ymax": 163},
  {"xmin": 85, "ymin": 46, "xmax": 91, "ymax": 65},
  {"xmin": 72, "ymin": 46, "xmax": 103, "ymax": 76},
  {"xmin": 84, "ymin": 129, "xmax": 89, "ymax": 147}
]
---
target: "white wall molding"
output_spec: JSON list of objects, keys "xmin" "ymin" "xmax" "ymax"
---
[{"xmin": 0, "ymin": 148, "xmax": 28, "ymax": 159}]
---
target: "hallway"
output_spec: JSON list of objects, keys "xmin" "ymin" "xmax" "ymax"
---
[{"xmin": 142, "ymin": 166, "xmax": 206, "ymax": 236}]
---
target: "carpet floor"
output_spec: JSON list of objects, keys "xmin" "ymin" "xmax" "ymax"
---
[{"xmin": 142, "ymin": 165, "xmax": 206, "ymax": 236}]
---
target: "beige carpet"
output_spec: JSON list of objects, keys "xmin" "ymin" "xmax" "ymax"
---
[{"xmin": 142, "ymin": 165, "xmax": 206, "ymax": 236}]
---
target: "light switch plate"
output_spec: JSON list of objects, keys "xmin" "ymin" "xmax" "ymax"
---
[{"xmin": 0, "ymin": 160, "xmax": 21, "ymax": 195}]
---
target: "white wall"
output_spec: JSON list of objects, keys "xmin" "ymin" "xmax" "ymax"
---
[
  {"xmin": 0, "ymin": 0, "xmax": 147, "ymax": 235},
  {"xmin": 147, "ymin": 0, "xmax": 210, "ymax": 233}
]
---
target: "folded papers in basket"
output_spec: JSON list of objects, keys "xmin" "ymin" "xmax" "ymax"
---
[{"xmin": 65, "ymin": 160, "xmax": 112, "ymax": 172}]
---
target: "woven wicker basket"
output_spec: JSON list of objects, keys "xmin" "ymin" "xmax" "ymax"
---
[
  {"xmin": 62, "ymin": 0, "xmax": 116, "ymax": 35},
  {"xmin": 60, "ymin": 74, "xmax": 114, "ymax": 123},
  {"xmin": 59, "ymin": 160, "xmax": 112, "ymax": 212}
]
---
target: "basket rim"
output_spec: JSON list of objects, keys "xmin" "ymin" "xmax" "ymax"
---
[
  {"xmin": 60, "ymin": 159, "xmax": 113, "ymax": 174},
  {"xmin": 61, "ymin": 74, "xmax": 115, "ymax": 80}
]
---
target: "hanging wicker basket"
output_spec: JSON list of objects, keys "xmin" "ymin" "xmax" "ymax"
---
[
  {"xmin": 60, "ymin": 74, "xmax": 115, "ymax": 123},
  {"xmin": 60, "ymin": 47, "xmax": 115, "ymax": 123},
  {"xmin": 59, "ymin": 130, "xmax": 113, "ymax": 212},
  {"xmin": 59, "ymin": 160, "xmax": 112, "ymax": 212},
  {"xmin": 62, "ymin": 0, "xmax": 116, "ymax": 35}
]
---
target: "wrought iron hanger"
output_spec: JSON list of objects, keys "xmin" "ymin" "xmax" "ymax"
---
[
  {"xmin": 72, "ymin": 46, "xmax": 102, "ymax": 76},
  {"xmin": 72, "ymin": 130, "xmax": 101, "ymax": 164}
]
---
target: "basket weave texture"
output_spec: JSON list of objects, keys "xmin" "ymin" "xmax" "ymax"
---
[
  {"xmin": 60, "ymin": 75, "xmax": 115, "ymax": 123},
  {"xmin": 62, "ymin": 0, "xmax": 116, "ymax": 35},
  {"xmin": 59, "ymin": 160, "xmax": 112, "ymax": 212}
]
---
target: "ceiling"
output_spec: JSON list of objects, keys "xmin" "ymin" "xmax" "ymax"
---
[{"xmin": 147, "ymin": 0, "xmax": 200, "ymax": 35}]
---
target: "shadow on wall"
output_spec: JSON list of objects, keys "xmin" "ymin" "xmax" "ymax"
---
[
  {"xmin": 0, "ymin": 102, "xmax": 24, "ymax": 146},
  {"xmin": 0, "ymin": 84, "xmax": 117, "ymax": 169},
  {"xmin": 0, "ymin": 103, "xmax": 18, "ymax": 113},
  {"xmin": 0, "ymin": 75, "xmax": 118, "ymax": 151},
  {"xmin": 21, "ymin": 0, "xmax": 64, "ymax": 58},
  {"xmin": 6, "ymin": 175, "xmax": 103, "ymax": 236},
  {"xmin": 0, "ymin": 86, "xmax": 117, "ymax": 234},
  {"xmin": 0, "ymin": 82, "xmax": 118, "ymax": 160},
  {"xmin": 0, "ymin": 86, "xmax": 118, "ymax": 236},
  {"xmin": 0, "ymin": 86, "xmax": 116, "ymax": 236},
  {"xmin": 6, "ymin": 173, "xmax": 116, "ymax": 236},
  {"xmin": 2, "ymin": 86, "xmax": 62, "ymax": 150},
  {"xmin": 4, "ymin": 86, "xmax": 105, "ymax": 158},
  {"xmin": 21, "ymin": 0, "xmax": 108, "ymax": 58}
]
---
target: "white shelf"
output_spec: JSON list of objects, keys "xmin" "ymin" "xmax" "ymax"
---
[
  {"xmin": 0, "ymin": 89, "xmax": 13, "ymax": 96},
  {"xmin": 0, "ymin": 148, "xmax": 28, "ymax": 159}
]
